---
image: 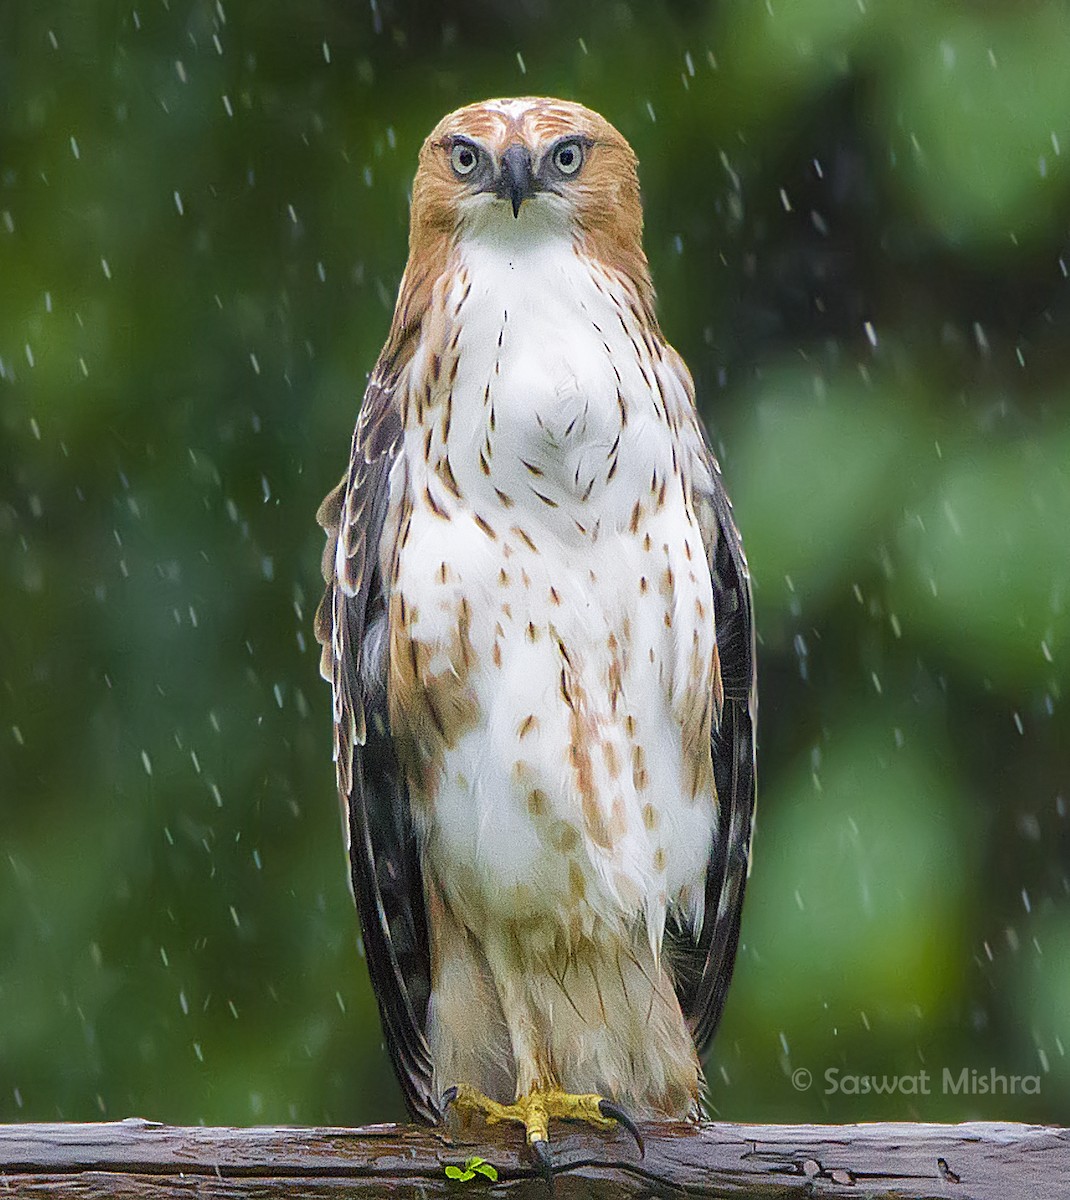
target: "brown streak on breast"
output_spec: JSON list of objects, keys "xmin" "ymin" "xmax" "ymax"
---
[
  {"xmin": 602, "ymin": 741, "xmax": 620, "ymax": 779},
  {"xmin": 557, "ymin": 658, "xmax": 615, "ymax": 851},
  {"xmin": 436, "ymin": 455, "xmax": 461, "ymax": 499},
  {"xmin": 424, "ymin": 485, "xmax": 447, "ymax": 518},
  {"xmin": 606, "ymin": 632, "xmax": 623, "ymax": 716},
  {"xmin": 440, "ymin": 389, "xmax": 453, "ymax": 443},
  {"xmin": 632, "ymin": 743, "xmax": 648, "ymax": 792},
  {"xmin": 388, "ymin": 589, "xmax": 480, "ymax": 804},
  {"xmin": 512, "ymin": 525, "xmax": 538, "ymax": 553},
  {"xmin": 474, "ymin": 513, "xmax": 497, "ymax": 539}
]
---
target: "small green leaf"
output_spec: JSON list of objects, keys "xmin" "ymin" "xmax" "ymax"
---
[
  {"xmin": 444, "ymin": 1164, "xmax": 470, "ymax": 1180},
  {"xmin": 473, "ymin": 1161, "xmax": 499, "ymax": 1181}
]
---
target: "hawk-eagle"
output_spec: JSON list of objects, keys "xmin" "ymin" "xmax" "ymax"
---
[{"xmin": 315, "ymin": 96, "xmax": 756, "ymax": 1168}]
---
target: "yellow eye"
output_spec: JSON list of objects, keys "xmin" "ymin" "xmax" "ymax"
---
[
  {"xmin": 552, "ymin": 140, "xmax": 583, "ymax": 176},
  {"xmin": 450, "ymin": 142, "xmax": 480, "ymax": 177}
]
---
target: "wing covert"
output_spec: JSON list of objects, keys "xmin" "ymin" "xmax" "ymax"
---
[
  {"xmin": 315, "ymin": 373, "xmax": 438, "ymax": 1123},
  {"xmin": 669, "ymin": 436, "xmax": 758, "ymax": 1061}
]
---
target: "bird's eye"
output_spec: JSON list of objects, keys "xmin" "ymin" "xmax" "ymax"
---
[
  {"xmin": 552, "ymin": 140, "xmax": 584, "ymax": 176},
  {"xmin": 450, "ymin": 142, "xmax": 480, "ymax": 177}
]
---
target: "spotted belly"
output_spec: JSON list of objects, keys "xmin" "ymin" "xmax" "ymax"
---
[{"xmin": 388, "ymin": 494, "xmax": 718, "ymax": 949}]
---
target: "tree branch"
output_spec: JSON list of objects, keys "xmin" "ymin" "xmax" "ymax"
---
[{"xmin": 0, "ymin": 1118, "xmax": 1066, "ymax": 1198}]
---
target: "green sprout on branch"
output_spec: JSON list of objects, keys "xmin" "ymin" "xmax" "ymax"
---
[{"xmin": 444, "ymin": 1154, "xmax": 499, "ymax": 1183}]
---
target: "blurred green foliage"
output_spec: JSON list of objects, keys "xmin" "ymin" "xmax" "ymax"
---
[{"xmin": 1, "ymin": 0, "xmax": 1067, "ymax": 1128}]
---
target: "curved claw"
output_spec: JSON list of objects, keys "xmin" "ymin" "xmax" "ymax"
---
[
  {"xmin": 441, "ymin": 1085, "xmax": 459, "ymax": 1110},
  {"xmin": 597, "ymin": 1099, "xmax": 645, "ymax": 1158},
  {"xmin": 530, "ymin": 1136, "xmax": 554, "ymax": 1186}
]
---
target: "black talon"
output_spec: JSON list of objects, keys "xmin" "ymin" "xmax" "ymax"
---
[
  {"xmin": 598, "ymin": 1099, "xmax": 645, "ymax": 1158},
  {"xmin": 531, "ymin": 1137, "xmax": 554, "ymax": 1186},
  {"xmin": 441, "ymin": 1085, "xmax": 458, "ymax": 1109}
]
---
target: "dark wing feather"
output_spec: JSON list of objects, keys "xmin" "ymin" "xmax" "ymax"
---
[
  {"xmin": 315, "ymin": 374, "xmax": 438, "ymax": 1123},
  {"xmin": 668, "ymin": 440, "xmax": 757, "ymax": 1059}
]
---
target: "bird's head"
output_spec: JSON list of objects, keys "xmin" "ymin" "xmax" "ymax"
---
[{"xmin": 408, "ymin": 97, "xmax": 649, "ymax": 285}]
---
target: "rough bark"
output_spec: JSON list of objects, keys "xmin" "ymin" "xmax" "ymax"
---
[{"xmin": 0, "ymin": 1118, "xmax": 1067, "ymax": 1198}]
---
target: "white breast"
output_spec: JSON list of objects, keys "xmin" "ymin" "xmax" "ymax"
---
[{"xmin": 393, "ymin": 210, "xmax": 717, "ymax": 955}]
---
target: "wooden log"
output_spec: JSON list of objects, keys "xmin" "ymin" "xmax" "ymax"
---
[{"xmin": 0, "ymin": 1118, "xmax": 1067, "ymax": 1198}]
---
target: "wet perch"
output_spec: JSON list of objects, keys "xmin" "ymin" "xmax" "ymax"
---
[{"xmin": 0, "ymin": 1117, "xmax": 1067, "ymax": 1197}]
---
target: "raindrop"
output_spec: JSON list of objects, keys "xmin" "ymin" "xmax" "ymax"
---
[
  {"xmin": 70, "ymin": 135, "xmax": 80, "ymax": 159},
  {"xmin": 141, "ymin": 750, "xmax": 153, "ymax": 776},
  {"xmin": 516, "ymin": 51, "xmax": 526, "ymax": 74},
  {"xmin": 174, "ymin": 191, "xmax": 184, "ymax": 215}
]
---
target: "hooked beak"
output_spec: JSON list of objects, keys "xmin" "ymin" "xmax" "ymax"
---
[{"xmin": 497, "ymin": 144, "xmax": 535, "ymax": 218}]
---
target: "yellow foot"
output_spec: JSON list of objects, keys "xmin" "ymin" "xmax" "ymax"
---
[{"xmin": 442, "ymin": 1084, "xmax": 644, "ymax": 1177}]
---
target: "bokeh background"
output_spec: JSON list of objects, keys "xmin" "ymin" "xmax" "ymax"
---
[{"xmin": 2, "ymin": 0, "xmax": 1068, "ymax": 1129}]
